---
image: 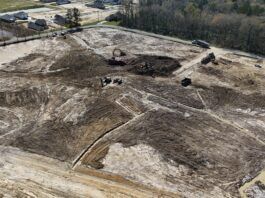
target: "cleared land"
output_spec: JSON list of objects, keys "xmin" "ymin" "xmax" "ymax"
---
[{"xmin": 0, "ymin": 27, "xmax": 264, "ymax": 198}]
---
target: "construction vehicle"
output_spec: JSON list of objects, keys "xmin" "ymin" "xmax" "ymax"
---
[
  {"xmin": 201, "ymin": 52, "xmax": 216, "ymax": 65},
  {"xmin": 100, "ymin": 77, "xmax": 112, "ymax": 87},
  {"xmin": 113, "ymin": 48, "xmax": 126, "ymax": 57},
  {"xmin": 108, "ymin": 48, "xmax": 127, "ymax": 66},
  {"xmin": 192, "ymin": 40, "xmax": 210, "ymax": 49},
  {"xmin": 108, "ymin": 57, "xmax": 126, "ymax": 66},
  {"xmin": 181, "ymin": 78, "xmax": 192, "ymax": 87},
  {"xmin": 100, "ymin": 77, "xmax": 123, "ymax": 87},
  {"xmin": 113, "ymin": 78, "xmax": 123, "ymax": 85},
  {"xmin": 255, "ymin": 64, "xmax": 262, "ymax": 68}
]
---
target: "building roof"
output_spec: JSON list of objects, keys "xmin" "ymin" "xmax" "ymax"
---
[
  {"xmin": 93, "ymin": 0, "xmax": 105, "ymax": 9},
  {"xmin": 103, "ymin": 0, "xmax": 121, "ymax": 4},
  {"xmin": 54, "ymin": 14, "xmax": 69, "ymax": 25},
  {"xmin": 28, "ymin": 21, "xmax": 46, "ymax": 31},
  {"xmin": 56, "ymin": 0, "xmax": 71, "ymax": 5},
  {"xmin": 35, "ymin": 19, "xmax": 47, "ymax": 27},
  {"xmin": 40, "ymin": 0, "xmax": 56, "ymax": 3},
  {"xmin": 0, "ymin": 14, "xmax": 16, "ymax": 23},
  {"xmin": 28, "ymin": 19, "xmax": 48, "ymax": 31},
  {"xmin": 14, "ymin": 12, "xmax": 28, "ymax": 20}
]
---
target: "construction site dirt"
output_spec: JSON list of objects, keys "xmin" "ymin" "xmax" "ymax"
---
[{"xmin": 0, "ymin": 27, "xmax": 264, "ymax": 198}]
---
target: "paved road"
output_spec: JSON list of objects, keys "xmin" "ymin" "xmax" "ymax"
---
[{"xmin": 0, "ymin": 24, "xmax": 194, "ymax": 47}]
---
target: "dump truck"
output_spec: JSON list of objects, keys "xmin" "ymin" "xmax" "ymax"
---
[
  {"xmin": 201, "ymin": 53, "xmax": 216, "ymax": 65},
  {"xmin": 192, "ymin": 40, "xmax": 210, "ymax": 49},
  {"xmin": 108, "ymin": 57, "xmax": 126, "ymax": 66},
  {"xmin": 113, "ymin": 48, "xmax": 126, "ymax": 57}
]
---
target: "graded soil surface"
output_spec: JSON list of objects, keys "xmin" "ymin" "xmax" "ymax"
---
[{"xmin": 0, "ymin": 27, "xmax": 264, "ymax": 198}]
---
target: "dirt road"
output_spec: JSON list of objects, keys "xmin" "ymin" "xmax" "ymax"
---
[
  {"xmin": 0, "ymin": 146, "xmax": 176, "ymax": 198},
  {"xmin": 174, "ymin": 46, "xmax": 229, "ymax": 79}
]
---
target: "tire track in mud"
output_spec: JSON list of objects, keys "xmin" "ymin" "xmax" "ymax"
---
[
  {"xmin": 72, "ymin": 110, "xmax": 153, "ymax": 169},
  {"xmin": 115, "ymin": 97, "xmax": 139, "ymax": 117},
  {"xmin": 128, "ymin": 86, "xmax": 265, "ymax": 146},
  {"xmin": 159, "ymin": 93, "xmax": 265, "ymax": 146},
  {"xmin": 72, "ymin": 123, "xmax": 123, "ymax": 167}
]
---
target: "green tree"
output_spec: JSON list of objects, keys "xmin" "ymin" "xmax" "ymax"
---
[
  {"xmin": 120, "ymin": 0, "xmax": 265, "ymax": 55},
  {"xmin": 66, "ymin": 9, "xmax": 73, "ymax": 23},
  {"xmin": 184, "ymin": 3, "xmax": 200, "ymax": 17},
  {"xmin": 72, "ymin": 8, "xmax": 81, "ymax": 26},
  {"xmin": 239, "ymin": 0, "xmax": 252, "ymax": 15},
  {"xmin": 66, "ymin": 8, "xmax": 81, "ymax": 27}
]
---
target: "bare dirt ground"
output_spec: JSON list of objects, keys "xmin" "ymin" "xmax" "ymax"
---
[
  {"xmin": 0, "ymin": 27, "xmax": 264, "ymax": 197},
  {"xmin": 0, "ymin": 146, "xmax": 175, "ymax": 198}
]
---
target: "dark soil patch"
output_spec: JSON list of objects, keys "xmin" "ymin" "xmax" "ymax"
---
[
  {"xmin": 0, "ymin": 87, "xmax": 48, "ymax": 107},
  {"xmin": 49, "ymin": 49, "xmax": 113, "ymax": 80},
  {"xmin": 128, "ymin": 55, "xmax": 181, "ymax": 77},
  {"xmin": 199, "ymin": 66, "xmax": 224, "ymax": 78},
  {"xmin": 8, "ymin": 98, "xmax": 132, "ymax": 162},
  {"xmin": 128, "ymin": 76, "xmax": 204, "ymax": 109},
  {"xmin": 8, "ymin": 53, "xmax": 49, "ymax": 67},
  {"xmin": 200, "ymin": 86, "xmax": 265, "ymax": 110}
]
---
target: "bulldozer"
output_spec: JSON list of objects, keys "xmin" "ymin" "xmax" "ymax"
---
[{"xmin": 108, "ymin": 48, "xmax": 127, "ymax": 66}]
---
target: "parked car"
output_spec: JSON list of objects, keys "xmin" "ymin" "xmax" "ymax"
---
[{"xmin": 60, "ymin": 31, "xmax": 67, "ymax": 36}]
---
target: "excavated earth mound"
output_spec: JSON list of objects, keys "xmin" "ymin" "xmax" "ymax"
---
[{"xmin": 128, "ymin": 55, "xmax": 181, "ymax": 76}]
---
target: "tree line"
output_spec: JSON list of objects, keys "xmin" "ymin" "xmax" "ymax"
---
[{"xmin": 120, "ymin": 0, "xmax": 265, "ymax": 55}]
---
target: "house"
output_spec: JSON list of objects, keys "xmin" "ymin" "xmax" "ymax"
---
[
  {"xmin": 35, "ymin": 19, "xmax": 47, "ymax": 27},
  {"xmin": 14, "ymin": 12, "xmax": 28, "ymax": 20},
  {"xmin": 103, "ymin": 0, "xmax": 121, "ymax": 5},
  {"xmin": 105, "ymin": 11, "xmax": 122, "ymax": 21},
  {"xmin": 56, "ymin": 0, "xmax": 71, "ymax": 5},
  {"xmin": 93, "ymin": 0, "xmax": 105, "ymax": 9},
  {"xmin": 28, "ymin": 22, "xmax": 45, "ymax": 31},
  {"xmin": 28, "ymin": 19, "xmax": 48, "ymax": 31},
  {"xmin": 0, "ymin": 14, "xmax": 16, "ymax": 23},
  {"xmin": 54, "ymin": 14, "xmax": 69, "ymax": 25},
  {"xmin": 40, "ymin": 0, "xmax": 56, "ymax": 3}
]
